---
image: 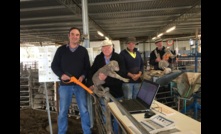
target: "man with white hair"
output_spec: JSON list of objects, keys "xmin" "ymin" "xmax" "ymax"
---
[{"xmin": 87, "ymin": 39, "xmax": 126, "ymax": 134}]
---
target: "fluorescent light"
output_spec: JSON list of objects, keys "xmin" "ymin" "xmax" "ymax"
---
[
  {"xmin": 97, "ymin": 31, "xmax": 104, "ymax": 37},
  {"xmin": 166, "ymin": 26, "xmax": 176, "ymax": 33},
  {"xmin": 105, "ymin": 36, "xmax": 109, "ymax": 40},
  {"xmin": 157, "ymin": 33, "xmax": 163, "ymax": 37},
  {"xmin": 152, "ymin": 37, "xmax": 156, "ymax": 40}
]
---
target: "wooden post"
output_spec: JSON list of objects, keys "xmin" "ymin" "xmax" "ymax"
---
[{"xmin": 55, "ymin": 82, "xmax": 59, "ymax": 127}]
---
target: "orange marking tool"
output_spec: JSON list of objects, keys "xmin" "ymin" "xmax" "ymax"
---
[
  {"xmin": 63, "ymin": 76, "xmax": 93, "ymax": 94},
  {"xmin": 63, "ymin": 76, "xmax": 96, "ymax": 104}
]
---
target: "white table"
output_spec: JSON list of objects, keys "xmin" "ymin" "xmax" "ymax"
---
[{"xmin": 108, "ymin": 100, "xmax": 201, "ymax": 134}]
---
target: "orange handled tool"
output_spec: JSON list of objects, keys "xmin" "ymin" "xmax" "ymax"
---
[
  {"xmin": 63, "ymin": 76, "xmax": 93, "ymax": 94},
  {"xmin": 62, "ymin": 76, "xmax": 96, "ymax": 104}
]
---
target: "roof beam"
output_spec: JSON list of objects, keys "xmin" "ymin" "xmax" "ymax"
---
[{"xmin": 150, "ymin": 0, "xmax": 201, "ymax": 38}]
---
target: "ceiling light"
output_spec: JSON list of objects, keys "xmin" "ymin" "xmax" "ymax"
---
[
  {"xmin": 157, "ymin": 33, "xmax": 163, "ymax": 37},
  {"xmin": 152, "ymin": 37, "xmax": 156, "ymax": 40},
  {"xmin": 97, "ymin": 31, "xmax": 104, "ymax": 37},
  {"xmin": 166, "ymin": 26, "xmax": 176, "ymax": 33},
  {"xmin": 105, "ymin": 36, "xmax": 109, "ymax": 40}
]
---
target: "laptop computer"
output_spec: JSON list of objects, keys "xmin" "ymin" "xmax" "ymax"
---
[{"xmin": 119, "ymin": 79, "xmax": 160, "ymax": 114}]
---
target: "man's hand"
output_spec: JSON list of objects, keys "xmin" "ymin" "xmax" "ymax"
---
[
  {"xmin": 131, "ymin": 75, "xmax": 137, "ymax": 81},
  {"xmin": 129, "ymin": 72, "xmax": 142, "ymax": 81},
  {"xmin": 78, "ymin": 75, "xmax": 85, "ymax": 82},
  {"xmin": 98, "ymin": 73, "xmax": 107, "ymax": 81},
  {"xmin": 155, "ymin": 57, "xmax": 161, "ymax": 62},
  {"xmin": 89, "ymin": 85, "xmax": 94, "ymax": 91},
  {"xmin": 131, "ymin": 74, "xmax": 141, "ymax": 81},
  {"xmin": 61, "ymin": 74, "xmax": 70, "ymax": 81}
]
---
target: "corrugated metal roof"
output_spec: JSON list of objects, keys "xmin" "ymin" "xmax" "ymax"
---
[{"xmin": 20, "ymin": 0, "xmax": 201, "ymax": 46}]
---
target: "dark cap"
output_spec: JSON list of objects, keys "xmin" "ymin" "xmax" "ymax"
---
[
  {"xmin": 154, "ymin": 38, "xmax": 163, "ymax": 44},
  {"xmin": 126, "ymin": 37, "xmax": 136, "ymax": 44}
]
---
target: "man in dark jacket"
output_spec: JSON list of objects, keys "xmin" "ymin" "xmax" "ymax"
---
[
  {"xmin": 149, "ymin": 38, "xmax": 174, "ymax": 70},
  {"xmin": 120, "ymin": 37, "xmax": 144, "ymax": 99},
  {"xmin": 87, "ymin": 40, "xmax": 126, "ymax": 98},
  {"xmin": 87, "ymin": 39, "xmax": 126, "ymax": 134},
  {"xmin": 51, "ymin": 27, "xmax": 91, "ymax": 134}
]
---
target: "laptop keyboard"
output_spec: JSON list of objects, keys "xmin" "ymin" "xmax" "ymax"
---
[{"xmin": 120, "ymin": 99, "xmax": 146, "ymax": 111}]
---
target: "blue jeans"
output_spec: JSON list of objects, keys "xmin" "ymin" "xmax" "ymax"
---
[
  {"xmin": 122, "ymin": 83, "xmax": 141, "ymax": 99},
  {"xmin": 100, "ymin": 97, "xmax": 123, "ymax": 134},
  {"xmin": 58, "ymin": 85, "xmax": 91, "ymax": 134}
]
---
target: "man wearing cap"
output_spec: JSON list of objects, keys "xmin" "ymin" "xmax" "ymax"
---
[
  {"xmin": 120, "ymin": 37, "xmax": 144, "ymax": 99},
  {"xmin": 86, "ymin": 39, "xmax": 126, "ymax": 134},
  {"xmin": 149, "ymin": 38, "xmax": 174, "ymax": 70}
]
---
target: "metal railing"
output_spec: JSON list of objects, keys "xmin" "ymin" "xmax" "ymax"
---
[{"xmin": 93, "ymin": 87, "xmax": 150, "ymax": 134}]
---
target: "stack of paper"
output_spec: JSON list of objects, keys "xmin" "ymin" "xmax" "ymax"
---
[{"xmin": 128, "ymin": 114, "xmax": 176, "ymax": 134}]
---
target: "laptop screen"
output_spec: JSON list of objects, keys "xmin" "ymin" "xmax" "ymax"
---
[{"xmin": 137, "ymin": 80, "xmax": 160, "ymax": 108}]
